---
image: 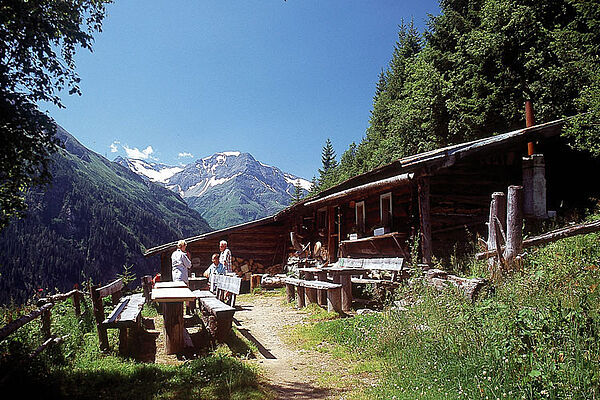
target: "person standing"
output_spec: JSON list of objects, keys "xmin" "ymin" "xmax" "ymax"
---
[
  {"xmin": 172, "ymin": 239, "xmax": 192, "ymax": 284},
  {"xmin": 219, "ymin": 240, "xmax": 232, "ymax": 273}
]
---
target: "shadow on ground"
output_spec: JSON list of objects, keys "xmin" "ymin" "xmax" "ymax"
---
[{"xmin": 264, "ymin": 380, "xmax": 334, "ymax": 400}]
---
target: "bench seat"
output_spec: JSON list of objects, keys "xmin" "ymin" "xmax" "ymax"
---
[
  {"xmin": 192, "ymin": 290, "xmax": 216, "ymax": 298},
  {"xmin": 198, "ymin": 296, "xmax": 236, "ymax": 343},
  {"xmin": 102, "ymin": 293, "xmax": 145, "ymax": 329},
  {"xmin": 283, "ymin": 278, "xmax": 343, "ymax": 312},
  {"xmin": 335, "ymin": 257, "xmax": 406, "ymax": 281}
]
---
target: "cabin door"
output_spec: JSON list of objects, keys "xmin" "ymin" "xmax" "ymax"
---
[{"xmin": 327, "ymin": 206, "xmax": 341, "ymax": 263}]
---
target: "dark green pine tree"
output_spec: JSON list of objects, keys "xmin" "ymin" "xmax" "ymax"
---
[
  {"xmin": 308, "ymin": 176, "xmax": 318, "ymax": 196},
  {"xmin": 290, "ymin": 180, "xmax": 304, "ymax": 204},
  {"xmin": 318, "ymin": 138, "xmax": 337, "ymax": 178}
]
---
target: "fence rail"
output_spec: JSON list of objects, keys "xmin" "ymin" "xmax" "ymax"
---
[{"xmin": 0, "ymin": 288, "xmax": 86, "ymax": 358}]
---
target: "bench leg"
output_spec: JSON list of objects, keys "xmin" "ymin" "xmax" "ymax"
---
[
  {"xmin": 327, "ymin": 287, "xmax": 342, "ymax": 313},
  {"xmin": 317, "ymin": 289, "xmax": 327, "ymax": 306},
  {"xmin": 215, "ymin": 317, "xmax": 233, "ymax": 343},
  {"xmin": 118, "ymin": 327, "xmax": 128, "ymax": 355},
  {"xmin": 297, "ymin": 286, "xmax": 306, "ymax": 308},
  {"xmin": 305, "ymin": 287, "xmax": 318, "ymax": 305},
  {"xmin": 340, "ymin": 275, "xmax": 352, "ymax": 312},
  {"xmin": 286, "ymin": 284, "xmax": 295, "ymax": 303}
]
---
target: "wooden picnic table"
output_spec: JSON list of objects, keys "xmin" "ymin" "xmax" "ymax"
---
[
  {"xmin": 320, "ymin": 266, "xmax": 368, "ymax": 312},
  {"xmin": 155, "ymin": 281, "xmax": 187, "ymax": 289},
  {"xmin": 151, "ymin": 286, "xmax": 196, "ymax": 354}
]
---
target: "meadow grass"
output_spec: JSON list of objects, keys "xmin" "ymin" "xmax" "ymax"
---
[
  {"xmin": 0, "ymin": 296, "xmax": 267, "ymax": 400},
  {"xmin": 295, "ymin": 229, "xmax": 600, "ymax": 399}
]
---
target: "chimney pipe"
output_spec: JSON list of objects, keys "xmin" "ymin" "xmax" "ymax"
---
[{"xmin": 525, "ymin": 100, "xmax": 535, "ymax": 155}]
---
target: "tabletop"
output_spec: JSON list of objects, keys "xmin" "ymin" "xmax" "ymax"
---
[
  {"xmin": 297, "ymin": 267, "xmax": 324, "ymax": 273},
  {"xmin": 151, "ymin": 287, "xmax": 196, "ymax": 302},
  {"xmin": 320, "ymin": 266, "xmax": 368, "ymax": 274},
  {"xmin": 155, "ymin": 281, "xmax": 187, "ymax": 289}
]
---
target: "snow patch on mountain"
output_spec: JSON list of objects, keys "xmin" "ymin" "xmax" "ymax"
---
[
  {"xmin": 115, "ymin": 157, "xmax": 183, "ymax": 183},
  {"xmin": 117, "ymin": 151, "xmax": 312, "ymax": 229},
  {"xmin": 283, "ymin": 173, "xmax": 312, "ymax": 191}
]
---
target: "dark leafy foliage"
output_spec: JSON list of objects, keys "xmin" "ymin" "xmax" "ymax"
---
[
  {"xmin": 324, "ymin": 0, "xmax": 600, "ymax": 188},
  {"xmin": 0, "ymin": 0, "xmax": 112, "ymax": 230}
]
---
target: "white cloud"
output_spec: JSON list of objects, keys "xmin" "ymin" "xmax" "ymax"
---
[
  {"xmin": 109, "ymin": 141, "xmax": 119, "ymax": 153},
  {"xmin": 178, "ymin": 152, "xmax": 193, "ymax": 158},
  {"xmin": 123, "ymin": 145, "xmax": 155, "ymax": 160}
]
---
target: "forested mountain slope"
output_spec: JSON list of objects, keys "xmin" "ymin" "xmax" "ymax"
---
[
  {"xmin": 317, "ymin": 0, "xmax": 600, "ymax": 191},
  {"xmin": 0, "ymin": 126, "xmax": 211, "ymax": 304}
]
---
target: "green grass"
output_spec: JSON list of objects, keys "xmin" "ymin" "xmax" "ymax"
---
[
  {"xmin": 0, "ymin": 297, "xmax": 267, "ymax": 399},
  {"xmin": 294, "ymin": 226, "xmax": 600, "ymax": 399}
]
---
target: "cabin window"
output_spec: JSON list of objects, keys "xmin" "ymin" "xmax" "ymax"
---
[
  {"xmin": 380, "ymin": 192, "xmax": 392, "ymax": 227},
  {"xmin": 316, "ymin": 208, "xmax": 327, "ymax": 231},
  {"xmin": 355, "ymin": 201, "xmax": 365, "ymax": 234}
]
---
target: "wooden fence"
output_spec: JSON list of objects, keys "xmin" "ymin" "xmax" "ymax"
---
[{"xmin": 0, "ymin": 288, "xmax": 85, "ymax": 358}]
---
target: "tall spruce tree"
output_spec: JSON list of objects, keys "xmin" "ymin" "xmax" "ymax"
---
[
  {"xmin": 290, "ymin": 180, "xmax": 304, "ymax": 204},
  {"xmin": 317, "ymin": 138, "xmax": 338, "ymax": 190}
]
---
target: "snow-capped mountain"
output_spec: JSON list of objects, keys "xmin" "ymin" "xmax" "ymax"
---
[
  {"xmin": 113, "ymin": 156, "xmax": 183, "ymax": 184},
  {"xmin": 115, "ymin": 152, "xmax": 312, "ymax": 229}
]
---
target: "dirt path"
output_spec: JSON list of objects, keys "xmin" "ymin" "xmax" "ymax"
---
[{"xmin": 234, "ymin": 295, "xmax": 344, "ymax": 400}]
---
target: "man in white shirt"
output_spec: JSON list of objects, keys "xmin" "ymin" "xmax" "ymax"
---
[
  {"xmin": 219, "ymin": 240, "xmax": 232, "ymax": 273},
  {"xmin": 171, "ymin": 239, "xmax": 192, "ymax": 284}
]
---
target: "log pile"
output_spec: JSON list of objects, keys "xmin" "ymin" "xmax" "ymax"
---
[
  {"xmin": 424, "ymin": 268, "xmax": 487, "ymax": 300},
  {"xmin": 230, "ymin": 257, "xmax": 284, "ymax": 280}
]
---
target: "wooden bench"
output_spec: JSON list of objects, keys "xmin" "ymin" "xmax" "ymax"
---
[
  {"xmin": 197, "ymin": 296, "xmax": 236, "ymax": 342},
  {"xmin": 214, "ymin": 274, "xmax": 242, "ymax": 307},
  {"xmin": 284, "ymin": 277, "xmax": 343, "ymax": 313},
  {"xmin": 90, "ymin": 278, "xmax": 145, "ymax": 354}
]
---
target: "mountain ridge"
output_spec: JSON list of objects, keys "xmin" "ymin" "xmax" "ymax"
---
[{"xmin": 115, "ymin": 151, "xmax": 311, "ymax": 229}]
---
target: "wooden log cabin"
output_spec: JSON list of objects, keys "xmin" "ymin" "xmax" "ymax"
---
[{"xmin": 144, "ymin": 118, "xmax": 600, "ymax": 277}]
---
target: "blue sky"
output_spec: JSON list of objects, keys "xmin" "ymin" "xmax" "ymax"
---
[{"xmin": 44, "ymin": 1, "xmax": 440, "ymax": 179}]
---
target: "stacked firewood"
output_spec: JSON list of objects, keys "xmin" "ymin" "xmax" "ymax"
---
[{"xmin": 230, "ymin": 257, "xmax": 284, "ymax": 280}]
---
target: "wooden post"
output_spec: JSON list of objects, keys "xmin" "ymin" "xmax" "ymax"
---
[
  {"xmin": 296, "ymin": 286, "xmax": 306, "ymax": 308},
  {"xmin": 72, "ymin": 290, "xmax": 81, "ymax": 318},
  {"xmin": 41, "ymin": 307, "xmax": 51, "ymax": 340},
  {"xmin": 142, "ymin": 275, "xmax": 152, "ymax": 304},
  {"xmin": 505, "ymin": 185, "xmax": 523, "ymax": 267},
  {"xmin": 532, "ymin": 154, "xmax": 546, "ymax": 218},
  {"xmin": 522, "ymin": 156, "xmax": 533, "ymax": 216},
  {"xmin": 163, "ymin": 302, "xmax": 184, "ymax": 354},
  {"xmin": 90, "ymin": 285, "xmax": 109, "ymax": 351},
  {"xmin": 418, "ymin": 176, "xmax": 432, "ymax": 265},
  {"xmin": 327, "ymin": 206, "xmax": 337, "ymax": 263},
  {"xmin": 327, "ymin": 287, "xmax": 342, "ymax": 313},
  {"xmin": 285, "ymin": 283, "xmax": 295, "ymax": 303},
  {"xmin": 250, "ymin": 274, "xmax": 262, "ymax": 291},
  {"xmin": 487, "ymin": 192, "xmax": 506, "ymax": 274},
  {"xmin": 316, "ymin": 271, "xmax": 328, "ymax": 305},
  {"xmin": 340, "ymin": 275, "xmax": 352, "ymax": 312}
]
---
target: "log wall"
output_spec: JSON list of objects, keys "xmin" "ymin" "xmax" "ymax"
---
[{"xmin": 184, "ymin": 221, "xmax": 290, "ymax": 279}]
